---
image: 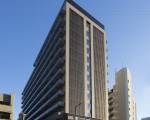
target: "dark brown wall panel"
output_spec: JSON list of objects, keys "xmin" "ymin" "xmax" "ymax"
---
[
  {"xmin": 69, "ymin": 9, "xmax": 85, "ymax": 116},
  {"xmin": 93, "ymin": 26, "xmax": 106, "ymax": 119}
]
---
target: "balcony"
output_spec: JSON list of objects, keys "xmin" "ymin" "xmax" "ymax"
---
[{"xmin": 0, "ymin": 104, "xmax": 12, "ymax": 113}]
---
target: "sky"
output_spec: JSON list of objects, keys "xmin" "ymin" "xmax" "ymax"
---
[{"xmin": 0, "ymin": 0, "xmax": 150, "ymax": 120}]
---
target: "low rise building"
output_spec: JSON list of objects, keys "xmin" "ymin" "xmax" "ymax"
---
[{"xmin": 0, "ymin": 93, "xmax": 14, "ymax": 120}]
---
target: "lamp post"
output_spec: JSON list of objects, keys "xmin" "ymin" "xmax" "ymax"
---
[
  {"xmin": 23, "ymin": 114, "xmax": 26, "ymax": 120},
  {"xmin": 74, "ymin": 102, "xmax": 82, "ymax": 119}
]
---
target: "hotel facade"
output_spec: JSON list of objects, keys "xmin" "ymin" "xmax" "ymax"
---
[{"xmin": 22, "ymin": 0, "xmax": 108, "ymax": 120}]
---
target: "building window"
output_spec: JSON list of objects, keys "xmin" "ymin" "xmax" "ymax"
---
[
  {"xmin": 0, "ymin": 94, "xmax": 11, "ymax": 106},
  {"xmin": 0, "ymin": 112, "xmax": 10, "ymax": 119}
]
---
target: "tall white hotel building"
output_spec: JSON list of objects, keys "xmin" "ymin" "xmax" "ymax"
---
[{"xmin": 22, "ymin": 0, "xmax": 108, "ymax": 120}]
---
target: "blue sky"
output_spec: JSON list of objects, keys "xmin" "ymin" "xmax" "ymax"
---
[{"xmin": 0, "ymin": 0, "xmax": 150, "ymax": 120}]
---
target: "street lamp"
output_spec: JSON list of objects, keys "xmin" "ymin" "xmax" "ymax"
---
[
  {"xmin": 75, "ymin": 102, "xmax": 82, "ymax": 117},
  {"xmin": 23, "ymin": 114, "xmax": 26, "ymax": 120}
]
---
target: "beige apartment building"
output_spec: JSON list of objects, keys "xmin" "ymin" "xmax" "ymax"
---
[
  {"xmin": 109, "ymin": 68, "xmax": 137, "ymax": 120},
  {"xmin": 0, "ymin": 93, "xmax": 14, "ymax": 120}
]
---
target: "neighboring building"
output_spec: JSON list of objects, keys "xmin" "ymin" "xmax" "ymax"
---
[
  {"xmin": 142, "ymin": 117, "xmax": 150, "ymax": 120},
  {"xmin": 22, "ymin": 0, "xmax": 108, "ymax": 120},
  {"xmin": 0, "ymin": 93, "xmax": 14, "ymax": 120},
  {"xmin": 108, "ymin": 68, "xmax": 137, "ymax": 120}
]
